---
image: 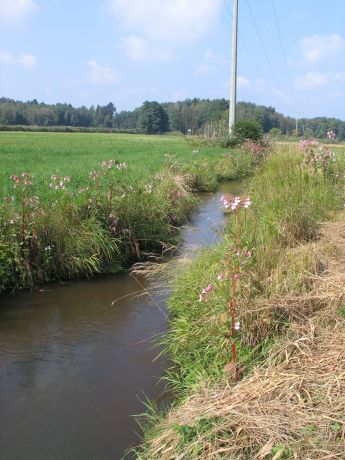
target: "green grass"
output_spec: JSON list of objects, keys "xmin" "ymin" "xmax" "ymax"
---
[
  {"xmin": 134, "ymin": 145, "xmax": 344, "ymax": 459},
  {"xmin": 0, "ymin": 131, "xmax": 258, "ymax": 293},
  {"xmin": 0, "ymin": 132, "xmax": 229, "ymax": 198},
  {"xmin": 161, "ymin": 146, "xmax": 343, "ymax": 396}
]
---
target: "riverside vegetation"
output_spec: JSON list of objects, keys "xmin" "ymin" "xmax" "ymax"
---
[
  {"xmin": 135, "ymin": 140, "xmax": 345, "ymax": 459},
  {"xmin": 0, "ymin": 131, "xmax": 263, "ymax": 294}
]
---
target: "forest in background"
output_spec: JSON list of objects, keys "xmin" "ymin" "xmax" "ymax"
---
[{"xmin": 1, "ymin": 97, "xmax": 344, "ymax": 139}]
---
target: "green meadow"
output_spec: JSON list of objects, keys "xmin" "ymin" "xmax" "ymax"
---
[{"xmin": 0, "ymin": 132, "xmax": 227, "ymax": 198}]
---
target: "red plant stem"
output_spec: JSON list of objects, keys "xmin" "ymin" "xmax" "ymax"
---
[
  {"xmin": 231, "ymin": 342, "xmax": 237, "ymax": 364},
  {"xmin": 21, "ymin": 197, "xmax": 25, "ymax": 242},
  {"xmin": 230, "ymin": 264, "xmax": 237, "ymax": 339},
  {"xmin": 108, "ymin": 185, "xmax": 113, "ymax": 205}
]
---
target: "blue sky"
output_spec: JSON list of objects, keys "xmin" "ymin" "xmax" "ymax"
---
[{"xmin": 1, "ymin": 0, "xmax": 345, "ymax": 119}]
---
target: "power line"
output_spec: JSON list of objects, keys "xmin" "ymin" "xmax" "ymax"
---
[
  {"xmin": 271, "ymin": 0, "xmax": 294, "ymax": 94},
  {"xmin": 245, "ymin": 0, "xmax": 280, "ymax": 89},
  {"xmin": 222, "ymin": 0, "xmax": 276, "ymax": 105},
  {"xmin": 271, "ymin": 0, "xmax": 304, "ymax": 123}
]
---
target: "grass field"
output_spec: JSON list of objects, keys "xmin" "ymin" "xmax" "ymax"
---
[
  {"xmin": 0, "ymin": 131, "xmax": 258, "ymax": 293},
  {"xmin": 0, "ymin": 132, "xmax": 228, "ymax": 198}
]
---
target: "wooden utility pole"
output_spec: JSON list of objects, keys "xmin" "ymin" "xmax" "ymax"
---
[{"xmin": 229, "ymin": 0, "xmax": 238, "ymax": 136}]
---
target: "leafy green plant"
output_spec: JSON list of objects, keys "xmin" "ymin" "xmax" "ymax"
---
[{"xmin": 234, "ymin": 119, "xmax": 263, "ymax": 142}]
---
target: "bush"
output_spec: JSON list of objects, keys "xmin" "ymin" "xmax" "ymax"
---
[{"xmin": 234, "ymin": 120, "xmax": 263, "ymax": 142}]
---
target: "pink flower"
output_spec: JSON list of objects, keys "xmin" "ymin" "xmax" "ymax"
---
[
  {"xmin": 221, "ymin": 194, "xmax": 231, "ymax": 209},
  {"xmin": 245, "ymin": 250, "xmax": 252, "ymax": 257},
  {"xmin": 206, "ymin": 284, "xmax": 215, "ymax": 292},
  {"xmin": 242, "ymin": 197, "xmax": 251, "ymax": 209},
  {"xmin": 217, "ymin": 273, "xmax": 225, "ymax": 281},
  {"xmin": 231, "ymin": 196, "xmax": 241, "ymax": 211},
  {"xmin": 234, "ymin": 273, "xmax": 241, "ymax": 280}
]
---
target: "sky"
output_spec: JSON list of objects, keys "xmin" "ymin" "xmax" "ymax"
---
[{"xmin": 1, "ymin": 0, "xmax": 345, "ymax": 119}]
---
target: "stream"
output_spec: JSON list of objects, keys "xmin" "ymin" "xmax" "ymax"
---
[{"xmin": 0, "ymin": 182, "xmax": 241, "ymax": 460}]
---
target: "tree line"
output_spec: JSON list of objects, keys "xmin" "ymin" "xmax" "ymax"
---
[{"xmin": 0, "ymin": 97, "xmax": 344, "ymax": 139}]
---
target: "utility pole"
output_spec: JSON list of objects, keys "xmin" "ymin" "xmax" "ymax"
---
[
  {"xmin": 229, "ymin": 0, "xmax": 238, "ymax": 136},
  {"xmin": 294, "ymin": 111, "xmax": 303, "ymax": 136}
]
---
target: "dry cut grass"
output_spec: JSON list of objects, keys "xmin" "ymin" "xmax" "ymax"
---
[{"xmin": 141, "ymin": 220, "xmax": 345, "ymax": 459}]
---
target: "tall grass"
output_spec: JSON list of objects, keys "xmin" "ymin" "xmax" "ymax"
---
[
  {"xmin": 0, "ymin": 132, "xmax": 260, "ymax": 294},
  {"xmin": 134, "ymin": 144, "xmax": 344, "ymax": 459}
]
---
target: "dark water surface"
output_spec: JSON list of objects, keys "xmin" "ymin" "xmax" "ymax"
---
[{"xmin": 0, "ymin": 182, "xmax": 242, "ymax": 460}]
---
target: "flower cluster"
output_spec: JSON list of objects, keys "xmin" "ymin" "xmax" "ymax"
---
[
  {"xmin": 298, "ymin": 139, "xmax": 320, "ymax": 151},
  {"xmin": 242, "ymin": 140, "xmax": 264, "ymax": 156},
  {"xmin": 49, "ymin": 175, "xmax": 71, "ymax": 190},
  {"xmin": 90, "ymin": 170, "xmax": 102, "ymax": 181},
  {"xmin": 299, "ymin": 139, "xmax": 336, "ymax": 172},
  {"xmin": 9, "ymin": 173, "xmax": 33, "ymax": 189},
  {"xmin": 101, "ymin": 159, "xmax": 116, "ymax": 169},
  {"xmin": 198, "ymin": 284, "xmax": 215, "ymax": 303},
  {"xmin": 90, "ymin": 160, "xmax": 127, "ymax": 182},
  {"xmin": 327, "ymin": 130, "xmax": 336, "ymax": 140},
  {"xmin": 221, "ymin": 195, "xmax": 251, "ymax": 211}
]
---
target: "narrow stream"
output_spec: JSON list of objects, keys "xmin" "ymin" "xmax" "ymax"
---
[{"xmin": 0, "ymin": 182, "xmax": 242, "ymax": 460}]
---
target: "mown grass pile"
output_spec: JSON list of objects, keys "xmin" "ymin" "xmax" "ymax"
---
[
  {"xmin": 0, "ymin": 132, "xmax": 261, "ymax": 293},
  {"xmin": 135, "ymin": 143, "xmax": 345, "ymax": 459}
]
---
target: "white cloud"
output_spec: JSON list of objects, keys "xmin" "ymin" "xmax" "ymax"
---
[
  {"xmin": 0, "ymin": 49, "xmax": 36, "ymax": 68},
  {"xmin": 120, "ymin": 35, "xmax": 172, "ymax": 62},
  {"xmin": 110, "ymin": 0, "xmax": 222, "ymax": 44},
  {"xmin": 0, "ymin": 0, "xmax": 39, "ymax": 26},
  {"xmin": 294, "ymin": 72, "xmax": 345, "ymax": 91},
  {"xmin": 237, "ymin": 75, "xmax": 265, "ymax": 93},
  {"xmin": 195, "ymin": 49, "xmax": 227, "ymax": 75},
  {"xmin": 300, "ymin": 35, "xmax": 344, "ymax": 63},
  {"xmin": 237, "ymin": 76, "xmax": 251, "ymax": 88},
  {"xmin": 87, "ymin": 60, "xmax": 122, "ymax": 85}
]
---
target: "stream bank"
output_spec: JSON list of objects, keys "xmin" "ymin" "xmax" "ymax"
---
[{"xmin": 0, "ymin": 182, "xmax": 242, "ymax": 460}]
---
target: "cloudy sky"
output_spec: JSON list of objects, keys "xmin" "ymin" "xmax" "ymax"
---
[{"xmin": 1, "ymin": 0, "xmax": 345, "ymax": 119}]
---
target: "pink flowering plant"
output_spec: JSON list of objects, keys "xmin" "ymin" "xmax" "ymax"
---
[
  {"xmin": 196, "ymin": 193, "xmax": 253, "ymax": 380},
  {"xmin": 298, "ymin": 139, "xmax": 337, "ymax": 177},
  {"xmin": 88, "ymin": 159, "xmax": 127, "ymax": 213},
  {"xmin": 241, "ymin": 138, "xmax": 271, "ymax": 167},
  {"xmin": 1, "ymin": 173, "xmax": 48, "ymax": 281},
  {"xmin": 327, "ymin": 130, "xmax": 336, "ymax": 140}
]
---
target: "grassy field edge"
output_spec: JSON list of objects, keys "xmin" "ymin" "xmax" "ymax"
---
[
  {"xmin": 134, "ymin": 145, "xmax": 345, "ymax": 459},
  {"xmin": 0, "ymin": 135, "xmax": 259, "ymax": 294}
]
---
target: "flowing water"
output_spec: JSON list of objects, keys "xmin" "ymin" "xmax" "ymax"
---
[{"xmin": 0, "ymin": 182, "xmax": 242, "ymax": 460}]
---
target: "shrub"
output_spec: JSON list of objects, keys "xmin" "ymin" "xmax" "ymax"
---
[{"xmin": 234, "ymin": 120, "xmax": 263, "ymax": 142}]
